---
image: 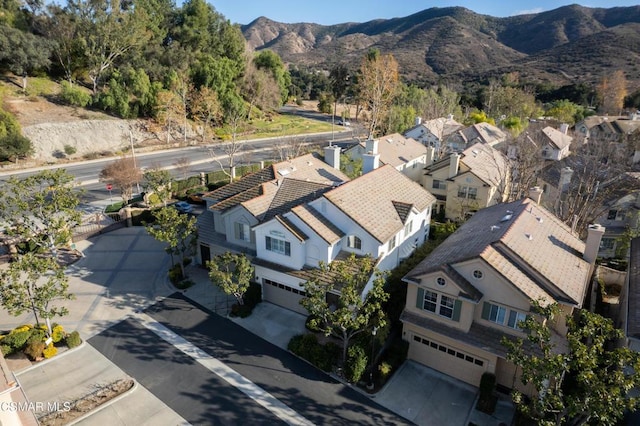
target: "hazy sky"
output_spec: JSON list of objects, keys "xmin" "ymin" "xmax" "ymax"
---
[{"xmin": 210, "ymin": 1, "xmax": 639, "ymax": 25}]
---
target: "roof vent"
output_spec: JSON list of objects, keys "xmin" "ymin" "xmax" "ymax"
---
[
  {"xmin": 387, "ymin": 138, "xmax": 393, "ymax": 143},
  {"xmin": 472, "ymin": 150, "xmax": 479, "ymax": 157},
  {"xmin": 277, "ymin": 168, "xmax": 290, "ymax": 177},
  {"xmin": 537, "ymin": 217, "xmax": 543, "ymax": 223},
  {"xmin": 500, "ymin": 214, "xmax": 513, "ymax": 222},
  {"xmin": 525, "ymin": 233, "xmax": 533, "ymax": 240},
  {"xmin": 490, "ymin": 225, "xmax": 500, "ymax": 231}
]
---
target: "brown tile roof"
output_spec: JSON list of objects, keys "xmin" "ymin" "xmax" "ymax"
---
[
  {"xmin": 627, "ymin": 237, "xmax": 640, "ymax": 338},
  {"xmin": 323, "ymin": 165, "xmax": 436, "ymax": 243},
  {"xmin": 291, "ymin": 204, "xmax": 344, "ymax": 244},
  {"xmin": 210, "ymin": 184, "xmax": 265, "ymax": 212},
  {"xmin": 405, "ymin": 197, "xmax": 591, "ymax": 306},
  {"xmin": 272, "ymin": 153, "xmax": 350, "ymax": 184}
]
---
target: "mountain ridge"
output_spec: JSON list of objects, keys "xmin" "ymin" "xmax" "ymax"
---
[{"xmin": 241, "ymin": 5, "xmax": 640, "ymax": 88}]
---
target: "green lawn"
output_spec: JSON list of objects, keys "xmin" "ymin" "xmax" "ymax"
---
[{"xmin": 215, "ymin": 113, "xmax": 333, "ymax": 140}]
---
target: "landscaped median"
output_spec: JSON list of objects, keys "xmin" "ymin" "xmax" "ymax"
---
[{"xmin": 0, "ymin": 323, "xmax": 81, "ymax": 364}]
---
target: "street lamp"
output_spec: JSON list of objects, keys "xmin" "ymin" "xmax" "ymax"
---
[{"xmin": 369, "ymin": 326, "xmax": 378, "ymax": 389}]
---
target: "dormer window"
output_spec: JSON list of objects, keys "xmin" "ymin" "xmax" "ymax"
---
[{"xmin": 347, "ymin": 235, "xmax": 362, "ymax": 250}]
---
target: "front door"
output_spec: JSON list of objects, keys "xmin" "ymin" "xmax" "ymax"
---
[{"xmin": 200, "ymin": 244, "xmax": 211, "ymax": 266}]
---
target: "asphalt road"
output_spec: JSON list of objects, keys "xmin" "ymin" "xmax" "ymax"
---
[{"xmin": 89, "ymin": 294, "xmax": 408, "ymax": 426}]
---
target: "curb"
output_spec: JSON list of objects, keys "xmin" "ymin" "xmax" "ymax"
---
[
  {"xmin": 66, "ymin": 378, "xmax": 138, "ymax": 426},
  {"xmin": 14, "ymin": 340, "xmax": 87, "ymax": 376}
]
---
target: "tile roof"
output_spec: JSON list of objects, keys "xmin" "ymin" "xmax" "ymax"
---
[
  {"xmin": 275, "ymin": 215, "xmax": 308, "ymax": 242},
  {"xmin": 290, "ymin": 204, "xmax": 344, "ymax": 244},
  {"xmin": 405, "ymin": 197, "xmax": 591, "ymax": 306},
  {"xmin": 360, "ymin": 133, "xmax": 426, "ymax": 168},
  {"xmin": 259, "ymin": 179, "xmax": 333, "ymax": 222},
  {"xmin": 323, "ymin": 165, "xmax": 436, "ymax": 243},
  {"xmin": 627, "ymin": 237, "xmax": 640, "ymax": 339},
  {"xmin": 460, "ymin": 123, "xmax": 507, "ymax": 146},
  {"xmin": 418, "ymin": 118, "xmax": 464, "ymax": 140},
  {"xmin": 542, "ymin": 126, "xmax": 572, "ymax": 150},
  {"xmin": 458, "ymin": 143, "xmax": 510, "ymax": 187},
  {"xmin": 207, "ymin": 152, "xmax": 350, "ymax": 217}
]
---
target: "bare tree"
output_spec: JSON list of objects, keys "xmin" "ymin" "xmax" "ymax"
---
[
  {"xmin": 544, "ymin": 134, "xmax": 635, "ymax": 236},
  {"xmin": 506, "ymin": 132, "xmax": 547, "ymax": 201},
  {"xmin": 358, "ymin": 51, "xmax": 400, "ymax": 139},
  {"xmin": 99, "ymin": 156, "xmax": 142, "ymax": 202},
  {"xmin": 273, "ymin": 134, "xmax": 308, "ymax": 161},
  {"xmin": 598, "ymin": 70, "xmax": 628, "ymax": 116},
  {"xmin": 242, "ymin": 61, "xmax": 281, "ymax": 121}
]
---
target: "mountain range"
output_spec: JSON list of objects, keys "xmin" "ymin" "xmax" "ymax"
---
[{"xmin": 241, "ymin": 4, "xmax": 640, "ymax": 89}]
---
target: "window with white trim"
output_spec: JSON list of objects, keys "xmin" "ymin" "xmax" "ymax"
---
[
  {"xmin": 347, "ymin": 235, "xmax": 362, "ymax": 250},
  {"xmin": 265, "ymin": 236, "xmax": 290, "ymax": 256},
  {"xmin": 600, "ymin": 238, "xmax": 615, "ymax": 250},
  {"xmin": 404, "ymin": 221, "xmax": 413, "ymax": 237},
  {"xmin": 234, "ymin": 222, "xmax": 250, "ymax": 242},
  {"xmin": 482, "ymin": 302, "xmax": 527, "ymax": 331},
  {"xmin": 388, "ymin": 235, "xmax": 396, "ymax": 251},
  {"xmin": 458, "ymin": 186, "xmax": 477, "ymax": 200},
  {"xmin": 421, "ymin": 290, "xmax": 455, "ymax": 319}
]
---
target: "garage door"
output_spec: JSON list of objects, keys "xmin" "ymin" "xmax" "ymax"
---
[
  {"xmin": 262, "ymin": 279, "xmax": 308, "ymax": 315},
  {"xmin": 408, "ymin": 333, "xmax": 487, "ymax": 386}
]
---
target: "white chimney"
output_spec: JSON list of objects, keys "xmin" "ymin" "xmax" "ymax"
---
[
  {"xmin": 363, "ymin": 151, "xmax": 380, "ymax": 174},
  {"xmin": 365, "ymin": 138, "xmax": 379, "ymax": 155},
  {"xmin": 324, "ymin": 145, "xmax": 341, "ymax": 170},
  {"xmin": 528, "ymin": 186, "xmax": 544, "ymax": 205},
  {"xmin": 560, "ymin": 123, "xmax": 569, "ymax": 134},
  {"xmin": 426, "ymin": 146, "xmax": 435, "ymax": 165},
  {"xmin": 415, "ymin": 117, "xmax": 422, "ymax": 126},
  {"xmin": 583, "ymin": 224, "xmax": 605, "ymax": 264},
  {"xmin": 560, "ymin": 167, "xmax": 573, "ymax": 192},
  {"xmin": 449, "ymin": 153, "xmax": 460, "ymax": 178}
]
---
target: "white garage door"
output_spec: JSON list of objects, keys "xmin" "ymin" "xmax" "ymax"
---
[
  {"xmin": 408, "ymin": 333, "xmax": 488, "ymax": 386},
  {"xmin": 262, "ymin": 279, "xmax": 308, "ymax": 315}
]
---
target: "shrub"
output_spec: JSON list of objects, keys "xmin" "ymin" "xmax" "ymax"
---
[
  {"xmin": 63, "ymin": 144, "xmax": 77, "ymax": 156},
  {"xmin": 24, "ymin": 339, "xmax": 45, "ymax": 361},
  {"xmin": 3, "ymin": 329, "xmax": 31, "ymax": 352},
  {"xmin": 175, "ymin": 279, "xmax": 194, "ymax": 290},
  {"xmin": 0, "ymin": 344, "xmax": 12, "ymax": 356},
  {"xmin": 168, "ymin": 264, "xmax": 183, "ymax": 285},
  {"xmin": 378, "ymin": 361, "xmax": 392, "ymax": 382},
  {"xmin": 65, "ymin": 331, "xmax": 82, "ymax": 349},
  {"xmin": 60, "ymin": 81, "xmax": 91, "ymax": 107},
  {"xmin": 43, "ymin": 343, "xmax": 57, "ymax": 359},
  {"xmin": 346, "ymin": 345, "xmax": 368, "ymax": 383},
  {"xmin": 148, "ymin": 193, "xmax": 161, "ymax": 205},
  {"xmin": 287, "ymin": 334, "xmax": 338, "ymax": 372},
  {"xmin": 243, "ymin": 282, "xmax": 262, "ymax": 309},
  {"xmin": 477, "ymin": 372, "xmax": 497, "ymax": 414},
  {"xmin": 51, "ymin": 325, "xmax": 65, "ymax": 343}
]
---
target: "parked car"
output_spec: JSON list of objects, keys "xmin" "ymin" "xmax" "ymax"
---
[
  {"xmin": 337, "ymin": 119, "xmax": 351, "ymax": 126},
  {"xmin": 173, "ymin": 201, "xmax": 193, "ymax": 214},
  {"xmin": 187, "ymin": 192, "xmax": 205, "ymax": 204}
]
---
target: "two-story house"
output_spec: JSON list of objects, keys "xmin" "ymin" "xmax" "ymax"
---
[
  {"xmin": 251, "ymin": 164, "xmax": 436, "ymax": 314},
  {"xmin": 400, "ymin": 194, "xmax": 604, "ymax": 391},
  {"xmin": 540, "ymin": 125, "xmax": 573, "ymax": 161},
  {"xmin": 446, "ymin": 122, "xmax": 508, "ymax": 152},
  {"xmin": 404, "ymin": 116, "xmax": 464, "ymax": 153},
  {"xmin": 423, "ymin": 142, "xmax": 510, "ymax": 221},
  {"xmin": 196, "ymin": 153, "xmax": 350, "ymax": 265},
  {"xmin": 344, "ymin": 134, "xmax": 427, "ymax": 183}
]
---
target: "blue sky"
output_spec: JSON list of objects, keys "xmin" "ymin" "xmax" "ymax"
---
[{"xmin": 210, "ymin": 1, "xmax": 639, "ymax": 25}]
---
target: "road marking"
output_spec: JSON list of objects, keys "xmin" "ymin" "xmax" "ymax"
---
[{"xmin": 134, "ymin": 312, "xmax": 315, "ymax": 426}]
